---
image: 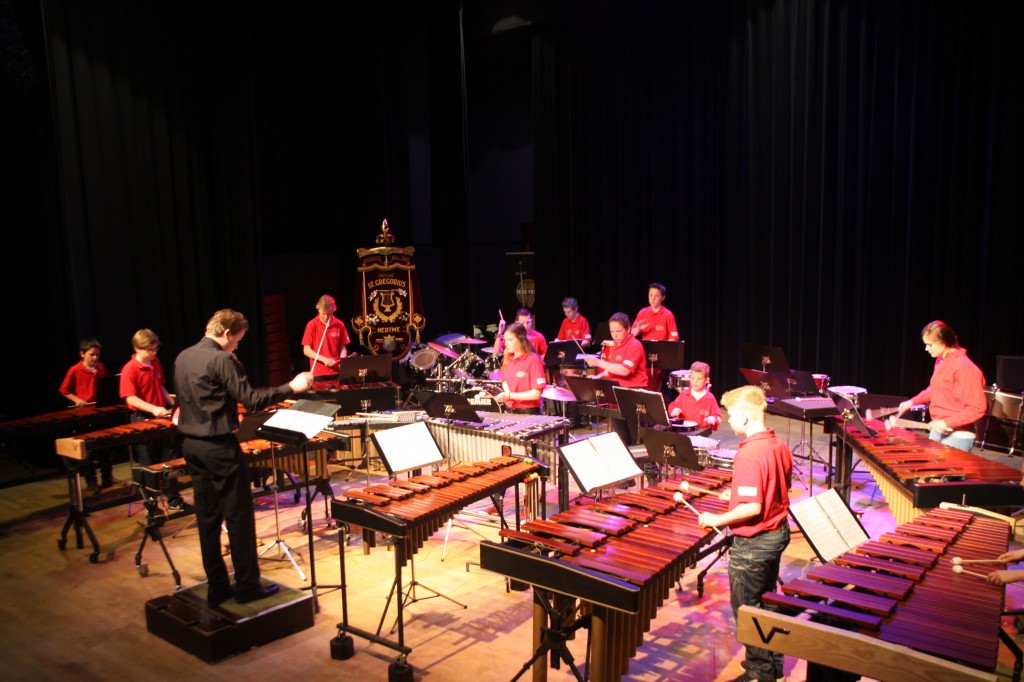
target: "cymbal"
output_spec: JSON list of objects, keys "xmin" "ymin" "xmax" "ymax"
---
[
  {"xmin": 427, "ymin": 341, "xmax": 460, "ymax": 360},
  {"xmin": 452, "ymin": 337, "xmax": 486, "ymax": 345},
  {"xmin": 481, "ymin": 346, "xmax": 495, "ymax": 354},
  {"xmin": 541, "ymin": 385, "xmax": 576, "ymax": 402}
]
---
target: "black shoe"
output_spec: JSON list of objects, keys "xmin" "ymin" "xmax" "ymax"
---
[
  {"xmin": 235, "ymin": 583, "xmax": 280, "ymax": 604},
  {"xmin": 101, "ymin": 477, "xmax": 128, "ymax": 489},
  {"xmin": 207, "ymin": 586, "xmax": 234, "ymax": 607},
  {"xmin": 85, "ymin": 480, "xmax": 100, "ymax": 494},
  {"xmin": 167, "ymin": 498, "xmax": 193, "ymax": 513}
]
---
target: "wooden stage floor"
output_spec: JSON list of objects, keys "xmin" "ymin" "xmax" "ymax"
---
[{"xmin": 1, "ymin": 414, "xmax": 1023, "ymax": 681}]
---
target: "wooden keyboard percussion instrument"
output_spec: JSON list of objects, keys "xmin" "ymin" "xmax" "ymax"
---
[
  {"xmin": 0, "ymin": 405, "xmax": 126, "ymax": 442},
  {"xmin": 737, "ymin": 506, "xmax": 1015, "ymax": 682},
  {"xmin": 827, "ymin": 417, "xmax": 1024, "ymax": 524},
  {"xmin": 479, "ymin": 468, "xmax": 734, "ymax": 682},
  {"xmin": 55, "ymin": 417, "xmax": 176, "ymax": 460},
  {"xmin": 330, "ymin": 456, "xmax": 545, "ymax": 673}
]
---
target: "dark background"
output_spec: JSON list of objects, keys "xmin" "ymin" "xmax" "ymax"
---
[{"xmin": 2, "ymin": 0, "xmax": 1021, "ymax": 421}]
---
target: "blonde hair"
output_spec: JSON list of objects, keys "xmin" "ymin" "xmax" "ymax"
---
[
  {"xmin": 206, "ymin": 309, "xmax": 249, "ymax": 336},
  {"xmin": 132, "ymin": 329, "xmax": 159, "ymax": 351},
  {"xmin": 690, "ymin": 361, "xmax": 711, "ymax": 377},
  {"xmin": 721, "ymin": 385, "xmax": 767, "ymax": 414},
  {"xmin": 316, "ymin": 295, "xmax": 337, "ymax": 313}
]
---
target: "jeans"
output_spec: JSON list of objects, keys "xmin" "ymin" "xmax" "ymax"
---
[
  {"xmin": 729, "ymin": 525, "xmax": 790, "ymax": 681},
  {"xmin": 929, "ymin": 429, "xmax": 975, "ymax": 452}
]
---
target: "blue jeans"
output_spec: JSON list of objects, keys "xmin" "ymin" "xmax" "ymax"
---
[
  {"xmin": 929, "ymin": 429, "xmax": 974, "ymax": 452},
  {"xmin": 729, "ymin": 525, "xmax": 790, "ymax": 681}
]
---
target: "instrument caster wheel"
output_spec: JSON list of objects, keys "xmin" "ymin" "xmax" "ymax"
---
[
  {"xmin": 89, "ymin": 552, "xmax": 99, "ymax": 564},
  {"xmin": 58, "ymin": 539, "xmax": 67, "ymax": 551},
  {"xmin": 388, "ymin": 658, "xmax": 414, "ymax": 682},
  {"xmin": 137, "ymin": 563, "xmax": 149, "ymax": 577},
  {"xmin": 299, "ymin": 513, "xmax": 308, "ymax": 533},
  {"xmin": 330, "ymin": 633, "xmax": 354, "ymax": 660}
]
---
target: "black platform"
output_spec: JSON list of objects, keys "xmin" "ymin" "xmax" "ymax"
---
[{"xmin": 145, "ymin": 579, "xmax": 314, "ymax": 663}]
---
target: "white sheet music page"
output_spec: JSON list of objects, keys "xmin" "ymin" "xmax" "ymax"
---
[
  {"xmin": 789, "ymin": 488, "xmax": 869, "ymax": 563},
  {"xmin": 560, "ymin": 432, "xmax": 642, "ymax": 494},
  {"xmin": 372, "ymin": 421, "xmax": 445, "ymax": 474},
  {"xmin": 262, "ymin": 409, "xmax": 333, "ymax": 440}
]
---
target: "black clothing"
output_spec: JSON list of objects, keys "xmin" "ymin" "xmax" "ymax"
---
[{"xmin": 174, "ymin": 336, "xmax": 294, "ymax": 596}]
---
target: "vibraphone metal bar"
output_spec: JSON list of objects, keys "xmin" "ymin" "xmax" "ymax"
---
[
  {"xmin": 424, "ymin": 412, "xmax": 570, "ymax": 478},
  {"xmin": 329, "ymin": 456, "xmax": 545, "ymax": 675},
  {"xmin": 827, "ymin": 418, "xmax": 1024, "ymax": 524},
  {"xmin": 479, "ymin": 468, "xmax": 734, "ymax": 682},
  {"xmin": 737, "ymin": 506, "xmax": 1016, "ymax": 682}
]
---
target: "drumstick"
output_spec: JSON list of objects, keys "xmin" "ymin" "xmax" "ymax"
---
[
  {"xmin": 672, "ymin": 492, "xmax": 723, "ymax": 535},
  {"xmin": 951, "ymin": 565, "xmax": 988, "ymax": 580},
  {"xmin": 952, "ymin": 557, "xmax": 1006, "ymax": 565},
  {"xmin": 678, "ymin": 480, "xmax": 712, "ymax": 496}
]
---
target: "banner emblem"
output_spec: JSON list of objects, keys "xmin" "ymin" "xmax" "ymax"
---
[{"xmin": 352, "ymin": 241, "xmax": 426, "ymax": 358}]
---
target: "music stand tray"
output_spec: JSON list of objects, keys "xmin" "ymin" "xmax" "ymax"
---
[
  {"xmin": 638, "ymin": 426, "xmax": 701, "ymax": 470},
  {"xmin": 422, "ymin": 392, "xmax": 484, "ymax": 423},
  {"xmin": 613, "ymin": 387, "xmax": 670, "ymax": 446},
  {"xmin": 543, "ymin": 340, "xmax": 585, "ymax": 369},
  {"xmin": 740, "ymin": 343, "xmax": 791, "ymax": 373},
  {"xmin": 640, "ymin": 340, "xmax": 686, "ymax": 371},
  {"xmin": 739, "ymin": 368, "xmax": 791, "ymax": 401},
  {"xmin": 563, "ymin": 376, "xmax": 620, "ymax": 406},
  {"xmin": 336, "ymin": 354, "xmax": 394, "ymax": 385}
]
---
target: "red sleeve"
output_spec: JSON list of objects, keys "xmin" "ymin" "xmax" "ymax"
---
[{"xmin": 59, "ymin": 365, "xmax": 77, "ymax": 396}]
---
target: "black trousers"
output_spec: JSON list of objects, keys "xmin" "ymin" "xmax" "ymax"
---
[{"xmin": 182, "ymin": 435, "xmax": 261, "ymax": 593}]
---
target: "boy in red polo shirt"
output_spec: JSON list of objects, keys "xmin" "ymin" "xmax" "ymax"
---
[
  {"xmin": 60, "ymin": 338, "xmax": 121, "ymax": 491},
  {"xmin": 120, "ymin": 329, "xmax": 187, "ymax": 510},
  {"xmin": 697, "ymin": 385, "xmax": 792, "ymax": 682}
]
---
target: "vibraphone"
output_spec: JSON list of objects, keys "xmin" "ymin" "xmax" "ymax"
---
[
  {"xmin": 737, "ymin": 506, "xmax": 1018, "ymax": 682},
  {"xmin": 424, "ymin": 412, "xmax": 570, "ymax": 477},
  {"xmin": 479, "ymin": 468, "xmax": 734, "ymax": 682},
  {"xmin": 827, "ymin": 418, "xmax": 1024, "ymax": 524},
  {"xmin": 330, "ymin": 456, "xmax": 545, "ymax": 674}
]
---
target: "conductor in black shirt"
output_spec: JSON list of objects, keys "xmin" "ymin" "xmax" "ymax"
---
[{"xmin": 175, "ymin": 309, "xmax": 313, "ymax": 607}]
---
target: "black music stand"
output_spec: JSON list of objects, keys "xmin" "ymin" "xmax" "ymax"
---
[
  {"xmin": 543, "ymin": 340, "xmax": 585, "ymax": 371},
  {"xmin": 638, "ymin": 426, "xmax": 701, "ymax": 471},
  {"xmin": 256, "ymin": 399, "xmax": 338, "ymax": 611},
  {"xmin": 612, "ymin": 386, "xmax": 670, "ymax": 446},
  {"xmin": 367, "ymin": 422, "xmax": 468, "ymax": 634},
  {"xmin": 421, "ymin": 391, "xmax": 485, "ymax": 424},
  {"xmin": 740, "ymin": 342, "xmax": 791, "ymax": 373},
  {"xmin": 826, "ymin": 390, "xmax": 876, "ymax": 504},
  {"xmin": 739, "ymin": 368, "xmax": 791, "ymax": 401},
  {"xmin": 640, "ymin": 340, "xmax": 686, "ymax": 374}
]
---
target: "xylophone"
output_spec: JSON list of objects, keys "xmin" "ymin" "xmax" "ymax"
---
[
  {"xmin": 425, "ymin": 412, "xmax": 570, "ymax": 476},
  {"xmin": 829, "ymin": 417, "xmax": 1024, "ymax": 525},
  {"xmin": 737, "ymin": 506, "xmax": 1015, "ymax": 682},
  {"xmin": 55, "ymin": 417, "xmax": 176, "ymax": 460},
  {"xmin": 330, "ymin": 456, "xmax": 546, "ymax": 673},
  {"xmin": 0, "ymin": 405, "xmax": 126, "ymax": 441},
  {"xmin": 479, "ymin": 468, "xmax": 734, "ymax": 682}
]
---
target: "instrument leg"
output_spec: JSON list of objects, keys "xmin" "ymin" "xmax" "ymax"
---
[{"xmin": 510, "ymin": 588, "xmax": 587, "ymax": 682}]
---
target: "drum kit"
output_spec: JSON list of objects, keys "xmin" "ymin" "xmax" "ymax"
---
[{"xmin": 402, "ymin": 334, "xmax": 503, "ymax": 395}]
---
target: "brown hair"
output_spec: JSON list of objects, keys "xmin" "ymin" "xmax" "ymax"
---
[
  {"xmin": 206, "ymin": 309, "xmax": 250, "ymax": 336},
  {"xmin": 920, "ymin": 320, "xmax": 958, "ymax": 347}
]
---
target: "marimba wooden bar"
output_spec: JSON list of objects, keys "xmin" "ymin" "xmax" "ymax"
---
[
  {"xmin": 737, "ymin": 506, "xmax": 1016, "ymax": 682},
  {"xmin": 479, "ymin": 469, "xmax": 734, "ymax": 682},
  {"xmin": 828, "ymin": 418, "xmax": 1024, "ymax": 524}
]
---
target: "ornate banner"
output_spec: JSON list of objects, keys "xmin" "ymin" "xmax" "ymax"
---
[{"xmin": 352, "ymin": 243, "xmax": 426, "ymax": 358}]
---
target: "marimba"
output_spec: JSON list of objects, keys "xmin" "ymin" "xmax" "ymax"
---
[
  {"xmin": 737, "ymin": 506, "xmax": 1017, "ymax": 682},
  {"xmin": 829, "ymin": 418, "xmax": 1024, "ymax": 524},
  {"xmin": 330, "ymin": 456, "xmax": 545, "ymax": 674},
  {"xmin": 479, "ymin": 468, "xmax": 734, "ymax": 682},
  {"xmin": 0, "ymin": 405, "xmax": 125, "ymax": 441},
  {"xmin": 55, "ymin": 417, "xmax": 177, "ymax": 460}
]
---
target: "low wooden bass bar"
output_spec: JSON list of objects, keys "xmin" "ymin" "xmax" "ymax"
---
[{"xmin": 738, "ymin": 506, "xmax": 1017, "ymax": 682}]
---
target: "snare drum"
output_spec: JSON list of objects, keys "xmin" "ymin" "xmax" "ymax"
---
[
  {"xmin": 668, "ymin": 369, "xmax": 691, "ymax": 391},
  {"xmin": 669, "ymin": 419, "xmax": 698, "ymax": 433},
  {"xmin": 688, "ymin": 435, "xmax": 720, "ymax": 468},
  {"xmin": 705, "ymin": 448, "xmax": 736, "ymax": 470},
  {"xmin": 812, "ymin": 373, "xmax": 830, "ymax": 394}
]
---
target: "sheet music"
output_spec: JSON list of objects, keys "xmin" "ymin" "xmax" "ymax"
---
[
  {"xmin": 559, "ymin": 432, "xmax": 643, "ymax": 494},
  {"xmin": 789, "ymin": 488, "xmax": 869, "ymax": 563},
  {"xmin": 262, "ymin": 408, "xmax": 334, "ymax": 440},
  {"xmin": 371, "ymin": 421, "xmax": 445, "ymax": 475}
]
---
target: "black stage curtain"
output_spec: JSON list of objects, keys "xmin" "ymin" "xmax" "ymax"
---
[
  {"xmin": 11, "ymin": 1, "xmax": 267, "ymax": 419},
  {"xmin": 533, "ymin": 0, "xmax": 1023, "ymax": 396}
]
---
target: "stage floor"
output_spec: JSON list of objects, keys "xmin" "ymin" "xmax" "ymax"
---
[{"xmin": 1, "ymin": 413, "xmax": 1022, "ymax": 681}]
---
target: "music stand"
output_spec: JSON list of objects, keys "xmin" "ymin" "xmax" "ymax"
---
[
  {"xmin": 256, "ymin": 399, "xmax": 338, "ymax": 611},
  {"xmin": 786, "ymin": 370, "xmax": 820, "ymax": 396},
  {"xmin": 638, "ymin": 426, "xmax": 701, "ymax": 471},
  {"xmin": 422, "ymin": 391, "xmax": 485, "ymax": 424},
  {"xmin": 740, "ymin": 343, "xmax": 791, "ymax": 373},
  {"xmin": 368, "ymin": 422, "xmax": 467, "ymax": 634},
  {"xmin": 826, "ymin": 389, "xmax": 876, "ymax": 504},
  {"xmin": 739, "ymin": 368, "xmax": 791, "ymax": 401},
  {"xmin": 337, "ymin": 354, "xmax": 394, "ymax": 385},
  {"xmin": 640, "ymin": 340, "xmax": 686, "ymax": 373},
  {"xmin": 543, "ymin": 340, "xmax": 585, "ymax": 371},
  {"xmin": 557, "ymin": 432, "xmax": 643, "ymax": 495},
  {"xmin": 563, "ymin": 376, "xmax": 619, "ymax": 406},
  {"xmin": 612, "ymin": 386, "xmax": 670, "ymax": 446}
]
